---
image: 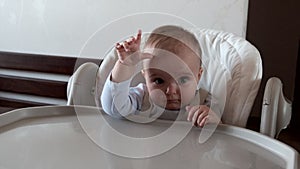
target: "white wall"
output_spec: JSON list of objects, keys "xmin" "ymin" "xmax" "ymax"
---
[{"xmin": 0, "ymin": 0, "xmax": 249, "ymax": 59}]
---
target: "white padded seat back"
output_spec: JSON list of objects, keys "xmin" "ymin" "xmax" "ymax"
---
[{"xmin": 195, "ymin": 29, "xmax": 262, "ymax": 127}]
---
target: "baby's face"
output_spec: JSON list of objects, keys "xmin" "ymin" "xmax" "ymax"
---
[{"xmin": 142, "ymin": 47, "xmax": 202, "ymax": 110}]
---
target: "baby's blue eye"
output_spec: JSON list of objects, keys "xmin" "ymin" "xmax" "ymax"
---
[
  {"xmin": 154, "ymin": 78, "xmax": 164, "ymax": 84},
  {"xmin": 178, "ymin": 76, "xmax": 189, "ymax": 84}
]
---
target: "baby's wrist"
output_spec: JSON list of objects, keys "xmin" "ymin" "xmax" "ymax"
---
[{"xmin": 118, "ymin": 60, "xmax": 135, "ymax": 67}]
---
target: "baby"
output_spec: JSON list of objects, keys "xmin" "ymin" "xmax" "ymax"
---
[{"xmin": 101, "ymin": 25, "xmax": 221, "ymax": 127}]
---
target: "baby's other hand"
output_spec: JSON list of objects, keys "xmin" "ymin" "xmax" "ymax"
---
[
  {"xmin": 186, "ymin": 105, "xmax": 221, "ymax": 127},
  {"xmin": 116, "ymin": 30, "xmax": 151, "ymax": 66}
]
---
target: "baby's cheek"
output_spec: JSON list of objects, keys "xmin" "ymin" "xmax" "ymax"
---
[
  {"xmin": 149, "ymin": 89, "xmax": 167, "ymax": 107},
  {"xmin": 181, "ymin": 88, "xmax": 197, "ymax": 104}
]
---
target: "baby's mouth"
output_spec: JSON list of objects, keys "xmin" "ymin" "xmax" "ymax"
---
[{"xmin": 167, "ymin": 99, "xmax": 180, "ymax": 104}]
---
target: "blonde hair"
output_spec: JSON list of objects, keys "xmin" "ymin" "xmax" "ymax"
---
[{"xmin": 144, "ymin": 25, "xmax": 202, "ymax": 65}]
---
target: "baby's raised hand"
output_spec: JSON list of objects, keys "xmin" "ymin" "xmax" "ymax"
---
[
  {"xmin": 116, "ymin": 30, "xmax": 151, "ymax": 66},
  {"xmin": 186, "ymin": 105, "xmax": 221, "ymax": 127}
]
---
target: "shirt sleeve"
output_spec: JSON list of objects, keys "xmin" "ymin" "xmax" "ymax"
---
[
  {"xmin": 205, "ymin": 92, "xmax": 224, "ymax": 117},
  {"xmin": 101, "ymin": 74, "xmax": 145, "ymax": 118},
  {"xmin": 204, "ymin": 92, "xmax": 212, "ymax": 107}
]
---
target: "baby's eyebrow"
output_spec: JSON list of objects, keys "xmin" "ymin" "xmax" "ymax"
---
[
  {"xmin": 146, "ymin": 71, "xmax": 162, "ymax": 78},
  {"xmin": 173, "ymin": 70, "xmax": 194, "ymax": 77},
  {"xmin": 148, "ymin": 73, "xmax": 159, "ymax": 78}
]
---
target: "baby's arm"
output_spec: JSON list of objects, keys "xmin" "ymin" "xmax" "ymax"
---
[
  {"xmin": 101, "ymin": 79, "xmax": 144, "ymax": 118},
  {"xmin": 101, "ymin": 30, "xmax": 151, "ymax": 118},
  {"xmin": 111, "ymin": 30, "xmax": 152, "ymax": 83},
  {"xmin": 186, "ymin": 105, "xmax": 222, "ymax": 127}
]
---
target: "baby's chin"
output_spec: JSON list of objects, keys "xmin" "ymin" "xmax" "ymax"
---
[
  {"xmin": 152, "ymin": 100, "xmax": 187, "ymax": 111},
  {"xmin": 165, "ymin": 108, "xmax": 181, "ymax": 111},
  {"xmin": 159, "ymin": 104, "xmax": 182, "ymax": 111}
]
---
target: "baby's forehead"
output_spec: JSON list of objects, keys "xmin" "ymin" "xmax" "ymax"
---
[
  {"xmin": 145, "ymin": 68, "xmax": 194, "ymax": 80},
  {"xmin": 148, "ymin": 41, "xmax": 195, "ymax": 55},
  {"xmin": 143, "ymin": 49, "xmax": 200, "ymax": 68},
  {"xmin": 144, "ymin": 33, "xmax": 200, "ymax": 55}
]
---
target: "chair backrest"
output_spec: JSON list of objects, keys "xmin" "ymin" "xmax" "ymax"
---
[
  {"xmin": 195, "ymin": 29, "xmax": 262, "ymax": 127},
  {"xmin": 69, "ymin": 28, "xmax": 262, "ymax": 127},
  {"xmin": 260, "ymin": 77, "xmax": 292, "ymax": 138}
]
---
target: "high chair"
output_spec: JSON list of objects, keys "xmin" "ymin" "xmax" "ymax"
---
[
  {"xmin": 67, "ymin": 29, "xmax": 263, "ymax": 127},
  {"xmin": 260, "ymin": 77, "xmax": 292, "ymax": 138}
]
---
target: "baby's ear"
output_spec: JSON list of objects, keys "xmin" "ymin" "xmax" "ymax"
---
[
  {"xmin": 198, "ymin": 67, "xmax": 203, "ymax": 80},
  {"xmin": 141, "ymin": 69, "xmax": 145, "ymax": 76},
  {"xmin": 140, "ymin": 52, "xmax": 153, "ymax": 60}
]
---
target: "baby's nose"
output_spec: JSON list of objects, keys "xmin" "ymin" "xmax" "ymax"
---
[{"xmin": 165, "ymin": 82, "xmax": 179, "ymax": 94}]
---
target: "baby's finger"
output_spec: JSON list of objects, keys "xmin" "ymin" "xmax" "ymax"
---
[
  {"xmin": 116, "ymin": 43, "xmax": 125, "ymax": 53},
  {"xmin": 186, "ymin": 105, "xmax": 199, "ymax": 121},
  {"xmin": 123, "ymin": 41, "xmax": 130, "ymax": 51},
  {"xmin": 197, "ymin": 110, "xmax": 208, "ymax": 125},
  {"xmin": 128, "ymin": 37, "xmax": 140, "ymax": 51},
  {"xmin": 127, "ymin": 36, "xmax": 135, "ymax": 44},
  {"xmin": 116, "ymin": 42, "xmax": 121, "ymax": 48},
  {"xmin": 136, "ymin": 30, "xmax": 142, "ymax": 42},
  {"xmin": 192, "ymin": 110, "xmax": 202, "ymax": 124},
  {"xmin": 198, "ymin": 116, "xmax": 208, "ymax": 127}
]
